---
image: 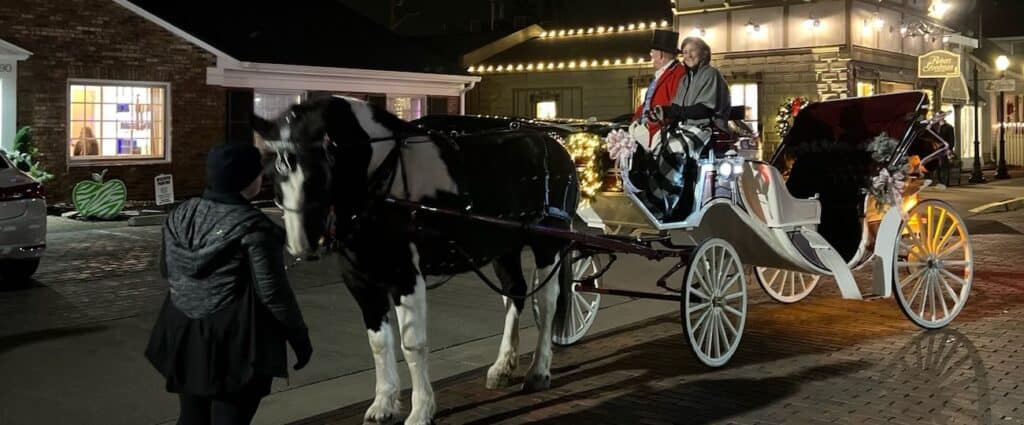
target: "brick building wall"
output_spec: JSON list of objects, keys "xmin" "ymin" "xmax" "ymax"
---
[
  {"xmin": 715, "ymin": 47, "xmax": 852, "ymax": 159},
  {"xmin": 1, "ymin": 0, "xmax": 225, "ymax": 202},
  {"xmin": 467, "ymin": 68, "xmax": 644, "ymax": 121}
]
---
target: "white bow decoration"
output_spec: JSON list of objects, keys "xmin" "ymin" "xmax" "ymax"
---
[
  {"xmin": 870, "ymin": 168, "xmax": 906, "ymax": 210},
  {"xmin": 604, "ymin": 129, "xmax": 641, "ymax": 193}
]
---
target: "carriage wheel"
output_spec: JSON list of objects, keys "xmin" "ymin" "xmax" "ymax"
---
[
  {"xmin": 754, "ymin": 267, "xmax": 820, "ymax": 303},
  {"xmin": 682, "ymin": 238, "xmax": 747, "ymax": 368},
  {"xmin": 893, "ymin": 199, "xmax": 973, "ymax": 329},
  {"xmin": 544, "ymin": 250, "xmax": 603, "ymax": 346}
]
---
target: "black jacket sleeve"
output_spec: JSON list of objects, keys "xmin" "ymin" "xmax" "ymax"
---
[{"xmin": 242, "ymin": 224, "xmax": 308, "ymax": 334}]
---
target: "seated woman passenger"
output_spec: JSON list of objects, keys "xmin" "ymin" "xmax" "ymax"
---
[{"xmin": 649, "ymin": 36, "xmax": 731, "ymax": 131}]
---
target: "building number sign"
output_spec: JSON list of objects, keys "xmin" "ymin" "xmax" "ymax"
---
[{"xmin": 0, "ymin": 63, "xmax": 13, "ymax": 73}]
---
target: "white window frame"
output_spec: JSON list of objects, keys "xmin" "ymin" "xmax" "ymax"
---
[{"xmin": 67, "ymin": 79, "xmax": 172, "ymax": 167}]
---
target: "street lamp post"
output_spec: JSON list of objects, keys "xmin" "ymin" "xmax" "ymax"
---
[
  {"xmin": 966, "ymin": 0, "xmax": 986, "ymax": 183},
  {"xmin": 995, "ymin": 55, "xmax": 1010, "ymax": 179},
  {"xmin": 969, "ymin": 63, "xmax": 986, "ymax": 183}
]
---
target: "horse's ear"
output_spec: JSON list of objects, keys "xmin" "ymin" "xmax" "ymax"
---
[{"xmin": 251, "ymin": 113, "xmax": 280, "ymax": 141}]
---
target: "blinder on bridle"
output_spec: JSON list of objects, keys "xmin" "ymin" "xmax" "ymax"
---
[{"xmin": 265, "ymin": 135, "xmax": 337, "ymax": 213}]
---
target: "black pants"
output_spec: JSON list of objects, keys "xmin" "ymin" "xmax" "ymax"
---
[{"xmin": 176, "ymin": 376, "xmax": 272, "ymax": 425}]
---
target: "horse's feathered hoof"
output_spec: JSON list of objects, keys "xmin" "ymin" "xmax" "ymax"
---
[
  {"xmin": 522, "ymin": 373, "xmax": 551, "ymax": 392},
  {"xmin": 364, "ymin": 396, "xmax": 401, "ymax": 425},
  {"xmin": 486, "ymin": 365, "xmax": 517, "ymax": 389}
]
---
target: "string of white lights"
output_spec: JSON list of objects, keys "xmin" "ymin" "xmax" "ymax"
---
[
  {"xmin": 469, "ymin": 57, "xmax": 650, "ymax": 74},
  {"xmin": 538, "ymin": 19, "xmax": 671, "ymax": 38}
]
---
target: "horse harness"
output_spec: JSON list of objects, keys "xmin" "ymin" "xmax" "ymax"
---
[{"xmin": 271, "ymin": 130, "xmax": 571, "ymax": 300}]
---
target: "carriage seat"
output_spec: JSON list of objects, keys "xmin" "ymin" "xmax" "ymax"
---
[{"xmin": 738, "ymin": 162, "xmax": 820, "ymax": 228}]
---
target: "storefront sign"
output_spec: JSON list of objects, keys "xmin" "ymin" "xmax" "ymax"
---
[
  {"xmin": 918, "ymin": 50, "xmax": 961, "ymax": 78},
  {"xmin": 987, "ymin": 78, "xmax": 1016, "ymax": 92},
  {"xmin": 941, "ymin": 76, "xmax": 969, "ymax": 103},
  {"xmin": 154, "ymin": 174, "xmax": 174, "ymax": 206}
]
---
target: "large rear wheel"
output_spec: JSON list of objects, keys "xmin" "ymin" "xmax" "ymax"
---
[
  {"xmin": 754, "ymin": 267, "xmax": 820, "ymax": 303},
  {"xmin": 544, "ymin": 250, "xmax": 603, "ymax": 346}
]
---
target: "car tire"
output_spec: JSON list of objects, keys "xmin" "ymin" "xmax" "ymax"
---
[{"xmin": 0, "ymin": 258, "xmax": 41, "ymax": 283}]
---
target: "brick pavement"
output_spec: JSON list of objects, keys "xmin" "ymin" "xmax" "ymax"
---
[{"xmin": 296, "ymin": 213, "xmax": 1024, "ymax": 425}]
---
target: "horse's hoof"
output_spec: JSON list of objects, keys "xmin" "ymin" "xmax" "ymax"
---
[
  {"xmin": 403, "ymin": 407, "xmax": 436, "ymax": 425},
  {"xmin": 364, "ymin": 396, "xmax": 401, "ymax": 424},
  {"xmin": 486, "ymin": 365, "xmax": 516, "ymax": 389},
  {"xmin": 522, "ymin": 373, "xmax": 551, "ymax": 392}
]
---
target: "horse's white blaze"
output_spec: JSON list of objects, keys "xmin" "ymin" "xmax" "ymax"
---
[
  {"xmin": 396, "ymin": 244, "xmax": 435, "ymax": 424},
  {"xmin": 364, "ymin": 325, "xmax": 401, "ymax": 422},
  {"xmin": 280, "ymin": 163, "xmax": 308, "ymax": 256}
]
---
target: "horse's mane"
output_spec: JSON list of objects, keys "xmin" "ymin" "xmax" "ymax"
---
[{"xmin": 332, "ymin": 95, "xmax": 425, "ymax": 138}]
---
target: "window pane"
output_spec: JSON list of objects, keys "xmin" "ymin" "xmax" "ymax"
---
[
  {"xmin": 68, "ymin": 82, "xmax": 169, "ymax": 161},
  {"xmin": 70, "ymin": 85, "xmax": 86, "ymax": 103},
  {"xmin": 536, "ymin": 101, "xmax": 557, "ymax": 119}
]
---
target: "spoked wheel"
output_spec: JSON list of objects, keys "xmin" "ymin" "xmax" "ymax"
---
[
  {"xmin": 682, "ymin": 238, "xmax": 747, "ymax": 368},
  {"xmin": 893, "ymin": 199, "xmax": 973, "ymax": 329},
  {"xmin": 545, "ymin": 250, "xmax": 603, "ymax": 346},
  {"xmin": 754, "ymin": 267, "xmax": 820, "ymax": 303}
]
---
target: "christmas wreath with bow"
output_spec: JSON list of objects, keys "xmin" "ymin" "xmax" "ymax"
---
[{"xmin": 776, "ymin": 97, "xmax": 810, "ymax": 139}]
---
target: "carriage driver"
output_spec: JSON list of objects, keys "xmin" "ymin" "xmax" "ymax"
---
[{"xmin": 630, "ymin": 29, "xmax": 687, "ymax": 149}]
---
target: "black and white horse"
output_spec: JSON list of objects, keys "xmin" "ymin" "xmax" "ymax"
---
[{"xmin": 253, "ymin": 96, "xmax": 578, "ymax": 425}]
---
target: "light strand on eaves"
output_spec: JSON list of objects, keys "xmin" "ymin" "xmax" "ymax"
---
[
  {"xmin": 468, "ymin": 57, "xmax": 649, "ymax": 74},
  {"xmin": 538, "ymin": 19, "xmax": 671, "ymax": 38}
]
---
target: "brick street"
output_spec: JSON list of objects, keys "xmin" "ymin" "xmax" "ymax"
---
[{"xmin": 299, "ymin": 210, "xmax": 1024, "ymax": 425}]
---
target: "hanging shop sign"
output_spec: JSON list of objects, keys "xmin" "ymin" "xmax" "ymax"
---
[
  {"xmin": 941, "ymin": 76, "xmax": 969, "ymax": 103},
  {"xmin": 987, "ymin": 78, "xmax": 1016, "ymax": 92},
  {"xmin": 918, "ymin": 50, "xmax": 961, "ymax": 78}
]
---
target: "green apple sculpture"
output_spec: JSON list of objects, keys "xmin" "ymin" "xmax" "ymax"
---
[{"xmin": 73, "ymin": 169, "xmax": 127, "ymax": 219}]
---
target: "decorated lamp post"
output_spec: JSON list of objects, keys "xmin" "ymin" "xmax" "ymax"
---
[{"xmin": 995, "ymin": 55, "xmax": 1011, "ymax": 179}]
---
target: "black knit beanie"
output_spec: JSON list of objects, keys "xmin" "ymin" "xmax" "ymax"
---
[{"xmin": 205, "ymin": 143, "xmax": 263, "ymax": 193}]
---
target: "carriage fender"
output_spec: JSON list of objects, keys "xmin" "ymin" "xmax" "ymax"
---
[
  {"xmin": 871, "ymin": 206, "xmax": 903, "ymax": 298},
  {"xmin": 800, "ymin": 230, "xmax": 862, "ymax": 300}
]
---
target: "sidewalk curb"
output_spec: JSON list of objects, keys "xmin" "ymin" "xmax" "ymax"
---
[
  {"xmin": 127, "ymin": 214, "xmax": 167, "ymax": 226},
  {"xmin": 968, "ymin": 197, "xmax": 1024, "ymax": 214}
]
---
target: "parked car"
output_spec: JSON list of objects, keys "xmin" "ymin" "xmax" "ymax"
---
[{"xmin": 0, "ymin": 150, "xmax": 46, "ymax": 283}]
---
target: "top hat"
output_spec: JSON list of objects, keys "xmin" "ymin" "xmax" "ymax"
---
[{"xmin": 650, "ymin": 29, "xmax": 681, "ymax": 54}]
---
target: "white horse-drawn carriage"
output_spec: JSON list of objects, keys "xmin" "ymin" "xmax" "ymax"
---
[{"xmin": 547, "ymin": 91, "xmax": 972, "ymax": 367}]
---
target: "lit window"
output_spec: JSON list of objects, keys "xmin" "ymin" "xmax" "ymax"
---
[
  {"xmin": 635, "ymin": 87, "xmax": 649, "ymax": 111},
  {"xmin": 536, "ymin": 101, "xmax": 557, "ymax": 119},
  {"xmin": 856, "ymin": 81, "xmax": 876, "ymax": 97},
  {"xmin": 388, "ymin": 95, "xmax": 426, "ymax": 121},
  {"xmin": 68, "ymin": 82, "xmax": 169, "ymax": 162},
  {"xmin": 255, "ymin": 91, "xmax": 304, "ymax": 120},
  {"xmin": 729, "ymin": 83, "xmax": 759, "ymax": 130}
]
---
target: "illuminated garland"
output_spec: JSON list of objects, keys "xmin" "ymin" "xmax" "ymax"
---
[
  {"xmin": 562, "ymin": 133, "xmax": 604, "ymax": 207},
  {"xmin": 776, "ymin": 96, "xmax": 809, "ymax": 139}
]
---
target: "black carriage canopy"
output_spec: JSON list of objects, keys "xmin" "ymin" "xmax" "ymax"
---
[{"xmin": 768, "ymin": 91, "xmax": 941, "ymax": 262}]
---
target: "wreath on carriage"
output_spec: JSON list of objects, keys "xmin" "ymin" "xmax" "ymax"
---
[{"xmin": 776, "ymin": 97, "xmax": 810, "ymax": 139}]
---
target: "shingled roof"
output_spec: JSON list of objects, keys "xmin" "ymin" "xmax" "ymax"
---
[{"xmin": 124, "ymin": 0, "xmax": 459, "ymax": 74}]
